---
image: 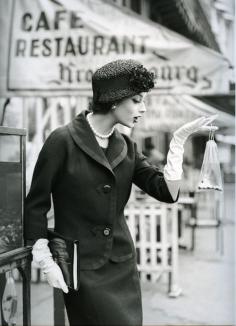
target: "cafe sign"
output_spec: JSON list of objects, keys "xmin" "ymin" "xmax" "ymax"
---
[{"xmin": 0, "ymin": 0, "xmax": 230, "ymax": 96}]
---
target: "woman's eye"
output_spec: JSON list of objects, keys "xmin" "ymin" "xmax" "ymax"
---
[{"xmin": 132, "ymin": 99, "xmax": 141, "ymax": 103}]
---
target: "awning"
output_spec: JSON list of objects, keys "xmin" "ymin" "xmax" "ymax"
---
[
  {"xmin": 0, "ymin": 0, "xmax": 230, "ymax": 97},
  {"xmin": 150, "ymin": 0, "xmax": 219, "ymax": 50},
  {"xmin": 215, "ymin": 134, "xmax": 236, "ymax": 145},
  {"xmin": 133, "ymin": 94, "xmax": 234, "ymax": 136}
]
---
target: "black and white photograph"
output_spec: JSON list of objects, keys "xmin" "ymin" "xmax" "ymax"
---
[{"xmin": 0, "ymin": 0, "xmax": 235, "ymax": 325}]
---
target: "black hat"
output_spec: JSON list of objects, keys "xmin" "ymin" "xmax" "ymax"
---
[{"xmin": 92, "ymin": 59, "xmax": 155, "ymax": 103}]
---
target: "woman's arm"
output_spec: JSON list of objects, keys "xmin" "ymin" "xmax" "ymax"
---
[
  {"xmin": 24, "ymin": 127, "xmax": 68, "ymax": 293},
  {"xmin": 24, "ymin": 127, "xmax": 67, "ymax": 240},
  {"xmin": 133, "ymin": 144, "xmax": 180, "ymax": 203},
  {"xmin": 133, "ymin": 116, "xmax": 217, "ymax": 202}
]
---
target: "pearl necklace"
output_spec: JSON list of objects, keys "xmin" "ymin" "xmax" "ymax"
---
[{"xmin": 87, "ymin": 112, "xmax": 115, "ymax": 139}]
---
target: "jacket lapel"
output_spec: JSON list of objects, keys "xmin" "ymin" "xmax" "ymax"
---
[
  {"xmin": 67, "ymin": 110, "xmax": 127, "ymax": 173},
  {"xmin": 106, "ymin": 129, "xmax": 127, "ymax": 170}
]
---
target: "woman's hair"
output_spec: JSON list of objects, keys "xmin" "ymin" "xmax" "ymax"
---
[{"xmin": 89, "ymin": 99, "xmax": 119, "ymax": 114}]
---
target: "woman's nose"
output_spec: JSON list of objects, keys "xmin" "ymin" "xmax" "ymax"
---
[{"xmin": 139, "ymin": 102, "xmax": 146, "ymax": 113}]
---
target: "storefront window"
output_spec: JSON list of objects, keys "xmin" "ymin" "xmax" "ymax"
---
[
  {"xmin": 131, "ymin": 0, "xmax": 141, "ymax": 13},
  {"xmin": 0, "ymin": 133, "xmax": 23, "ymax": 253},
  {"xmin": 0, "ymin": 135, "xmax": 20, "ymax": 162},
  {"xmin": 122, "ymin": 0, "xmax": 130, "ymax": 6}
]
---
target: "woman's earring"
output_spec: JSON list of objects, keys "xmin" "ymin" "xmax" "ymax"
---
[{"xmin": 112, "ymin": 105, "xmax": 116, "ymax": 110}]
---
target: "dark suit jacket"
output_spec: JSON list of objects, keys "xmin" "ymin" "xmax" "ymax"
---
[{"xmin": 24, "ymin": 110, "xmax": 179, "ymax": 270}]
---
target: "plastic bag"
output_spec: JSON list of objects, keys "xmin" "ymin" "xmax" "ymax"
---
[
  {"xmin": 2, "ymin": 270, "xmax": 18, "ymax": 325},
  {"xmin": 197, "ymin": 136, "xmax": 223, "ymax": 192}
]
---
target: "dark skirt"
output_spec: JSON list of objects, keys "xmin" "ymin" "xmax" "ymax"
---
[{"xmin": 63, "ymin": 258, "xmax": 142, "ymax": 326}]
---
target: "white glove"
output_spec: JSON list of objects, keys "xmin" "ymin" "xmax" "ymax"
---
[
  {"xmin": 32, "ymin": 239, "xmax": 68, "ymax": 293},
  {"xmin": 164, "ymin": 115, "xmax": 217, "ymax": 180}
]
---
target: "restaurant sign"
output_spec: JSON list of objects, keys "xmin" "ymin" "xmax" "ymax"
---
[{"xmin": 0, "ymin": 0, "xmax": 230, "ymax": 96}]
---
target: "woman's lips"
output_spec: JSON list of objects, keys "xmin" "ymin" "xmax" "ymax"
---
[{"xmin": 133, "ymin": 116, "xmax": 141, "ymax": 123}]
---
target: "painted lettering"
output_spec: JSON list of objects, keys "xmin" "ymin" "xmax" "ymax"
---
[
  {"xmin": 93, "ymin": 35, "xmax": 104, "ymax": 55},
  {"xmin": 54, "ymin": 10, "xmax": 67, "ymax": 30},
  {"xmin": 139, "ymin": 35, "xmax": 148, "ymax": 53},
  {"xmin": 64, "ymin": 37, "xmax": 76, "ymax": 56},
  {"xmin": 106, "ymin": 36, "xmax": 119, "ymax": 55},
  {"xmin": 55, "ymin": 37, "xmax": 63, "ymax": 56},
  {"xmin": 42, "ymin": 39, "xmax": 52, "ymax": 56},
  {"xmin": 71, "ymin": 12, "xmax": 84, "ymax": 29},
  {"xmin": 175, "ymin": 66, "xmax": 186, "ymax": 80},
  {"xmin": 85, "ymin": 70, "xmax": 93, "ymax": 82},
  {"xmin": 202, "ymin": 76, "xmax": 212, "ymax": 89},
  {"xmin": 30, "ymin": 39, "xmax": 40, "ymax": 57},
  {"xmin": 20, "ymin": 10, "xmax": 85, "ymax": 31},
  {"xmin": 59, "ymin": 62, "xmax": 73, "ymax": 83},
  {"xmin": 15, "ymin": 39, "xmax": 27, "ymax": 57},
  {"xmin": 78, "ymin": 36, "xmax": 89, "ymax": 55},
  {"xmin": 161, "ymin": 66, "xmax": 172, "ymax": 80},
  {"xmin": 36, "ymin": 12, "xmax": 50, "ymax": 31},
  {"xmin": 21, "ymin": 13, "xmax": 32, "ymax": 31},
  {"xmin": 122, "ymin": 36, "xmax": 136, "ymax": 54},
  {"xmin": 187, "ymin": 67, "xmax": 198, "ymax": 83}
]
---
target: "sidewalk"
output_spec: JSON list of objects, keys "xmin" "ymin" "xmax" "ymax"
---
[
  {"xmin": 142, "ymin": 222, "xmax": 235, "ymax": 325},
  {"xmin": 142, "ymin": 184, "xmax": 235, "ymax": 325}
]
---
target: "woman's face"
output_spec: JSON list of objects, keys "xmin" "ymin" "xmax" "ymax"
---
[{"xmin": 112, "ymin": 92, "xmax": 147, "ymax": 128}]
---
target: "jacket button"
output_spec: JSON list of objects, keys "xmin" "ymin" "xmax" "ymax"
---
[
  {"xmin": 103, "ymin": 185, "xmax": 112, "ymax": 193},
  {"xmin": 103, "ymin": 228, "xmax": 111, "ymax": 236}
]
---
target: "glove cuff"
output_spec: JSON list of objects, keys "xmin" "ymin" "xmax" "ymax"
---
[
  {"xmin": 164, "ymin": 136, "xmax": 184, "ymax": 180},
  {"xmin": 32, "ymin": 238, "xmax": 54, "ymax": 273},
  {"xmin": 33, "ymin": 238, "xmax": 49, "ymax": 248}
]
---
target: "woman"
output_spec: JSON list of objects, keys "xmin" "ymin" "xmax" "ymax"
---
[{"xmin": 24, "ymin": 59, "xmax": 216, "ymax": 326}]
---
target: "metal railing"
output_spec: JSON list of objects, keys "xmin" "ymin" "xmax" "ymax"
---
[{"xmin": 0, "ymin": 247, "xmax": 32, "ymax": 326}]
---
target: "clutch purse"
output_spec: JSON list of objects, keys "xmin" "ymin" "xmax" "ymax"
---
[{"xmin": 47, "ymin": 229, "xmax": 80, "ymax": 291}]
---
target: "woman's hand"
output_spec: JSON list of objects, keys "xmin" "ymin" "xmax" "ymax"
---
[
  {"xmin": 163, "ymin": 115, "xmax": 218, "ymax": 181},
  {"xmin": 44, "ymin": 262, "xmax": 69, "ymax": 293},
  {"xmin": 32, "ymin": 238, "xmax": 69, "ymax": 293},
  {"xmin": 173, "ymin": 115, "xmax": 218, "ymax": 145}
]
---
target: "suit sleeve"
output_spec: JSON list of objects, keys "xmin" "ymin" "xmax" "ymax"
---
[
  {"xmin": 24, "ymin": 128, "xmax": 67, "ymax": 241},
  {"xmin": 132, "ymin": 144, "xmax": 180, "ymax": 203}
]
